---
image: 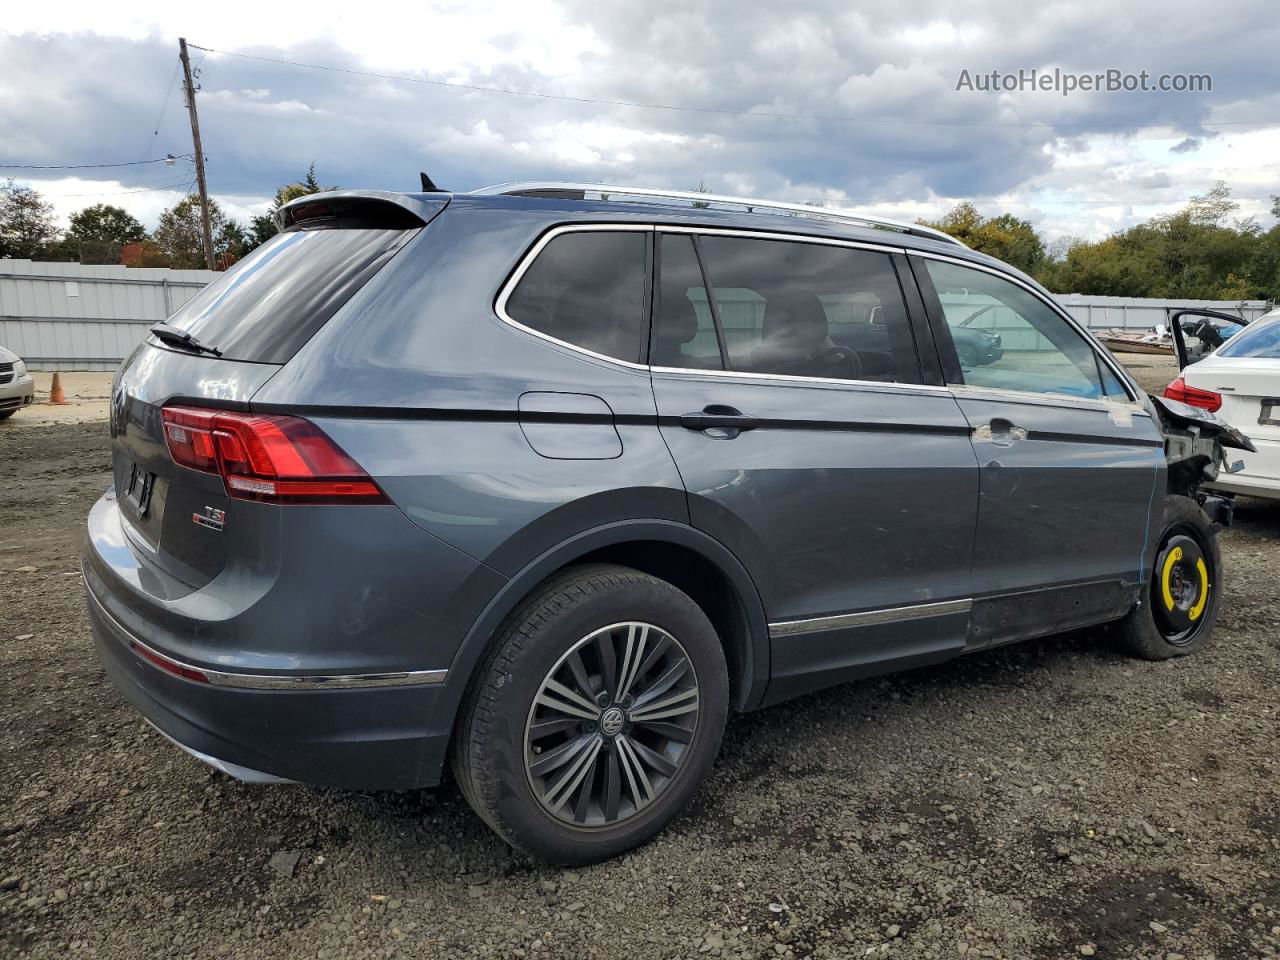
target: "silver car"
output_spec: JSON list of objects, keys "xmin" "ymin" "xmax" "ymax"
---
[{"xmin": 0, "ymin": 346, "xmax": 34, "ymax": 419}]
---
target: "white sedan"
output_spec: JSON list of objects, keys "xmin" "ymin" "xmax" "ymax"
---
[{"xmin": 1166, "ymin": 308, "xmax": 1280, "ymax": 499}]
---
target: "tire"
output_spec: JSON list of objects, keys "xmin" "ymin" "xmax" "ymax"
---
[
  {"xmin": 1112, "ymin": 495, "xmax": 1222, "ymax": 660},
  {"xmin": 451, "ymin": 563, "xmax": 729, "ymax": 865},
  {"xmin": 0, "ymin": 410, "xmax": 14, "ymax": 420}
]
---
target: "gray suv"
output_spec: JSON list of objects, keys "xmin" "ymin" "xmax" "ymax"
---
[{"xmin": 83, "ymin": 181, "xmax": 1250, "ymax": 864}]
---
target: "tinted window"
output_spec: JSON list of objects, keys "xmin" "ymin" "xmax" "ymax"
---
[
  {"xmin": 505, "ymin": 231, "xmax": 647, "ymax": 363},
  {"xmin": 925, "ymin": 260, "xmax": 1114, "ymax": 400},
  {"xmin": 1214, "ymin": 317, "xmax": 1280, "ymax": 358},
  {"xmin": 652, "ymin": 234, "xmax": 722, "ymax": 369},
  {"xmin": 690, "ymin": 235, "xmax": 918, "ymax": 382},
  {"xmin": 161, "ymin": 227, "xmax": 416, "ymax": 364}
]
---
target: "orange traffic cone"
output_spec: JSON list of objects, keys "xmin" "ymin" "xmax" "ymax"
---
[{"xmin": 48, "ymin": 372, "xmax": 66, "ymax": 405}]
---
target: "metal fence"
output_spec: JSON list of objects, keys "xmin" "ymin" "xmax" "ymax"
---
[
  {"xmin": 0, "ymin": 260, "xmax": 218, "ymax": 371},
  {"xmin": 0, "ymin": 258, "xmax": 1273, "ymax": 371}
]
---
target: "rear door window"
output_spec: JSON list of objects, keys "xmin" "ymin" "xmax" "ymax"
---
[
  {"xmin": 504, "ymin": 230, "xmax": 649, "ymax": 363},
  {"xmin": 674, "ymin": 234, "xmax": 919, "ymax": 382},
  {"xmin": 159, "ymin": 227, "xmax": 417, "ymax": 364}
]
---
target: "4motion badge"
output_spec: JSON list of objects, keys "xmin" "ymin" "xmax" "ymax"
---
[{"xmin": 192, "ymin": 506, "xmax": 226, "ymax": 532}]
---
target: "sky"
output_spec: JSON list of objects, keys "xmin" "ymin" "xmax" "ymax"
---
[{"xmin": 2, "ymin": 0, "xmax": 1279, "ymax": 244}]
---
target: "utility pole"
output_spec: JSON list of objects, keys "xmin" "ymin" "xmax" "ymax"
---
[{"xmin": 179, "ymin": 38, "xmax": 216, "ymax": 271}]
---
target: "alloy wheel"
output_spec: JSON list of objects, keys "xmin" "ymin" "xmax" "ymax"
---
[{"xmin": 524, "ymin": 621, "xmax": 700, "ymax": 828}]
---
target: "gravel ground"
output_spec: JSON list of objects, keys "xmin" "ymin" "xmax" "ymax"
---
[{"xmin": 3, "ymin": 407, "xmax": 1279, "ymax": 960}]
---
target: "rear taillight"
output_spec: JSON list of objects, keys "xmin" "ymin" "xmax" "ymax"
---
[
  {"xmin": 1164, "ymin": 377, "xmax": 1222, "ymax": 413},
  {"xmin": 161, "ymin": 405, "xmax": 388, "ymax": 504}
]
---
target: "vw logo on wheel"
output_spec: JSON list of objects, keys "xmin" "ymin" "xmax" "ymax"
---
[{"xmin": 599, "ymin": 706, "xmax": 626, "ymax": 737}]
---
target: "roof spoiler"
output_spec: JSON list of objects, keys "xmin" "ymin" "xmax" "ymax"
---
[{"xmin": 275, "ymin": 190, "xmax": 447, "ymax": 231}]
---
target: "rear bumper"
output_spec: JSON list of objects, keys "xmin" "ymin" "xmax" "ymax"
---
[
  {"xmin": 86, "ymin": 573, "xmax": 455, "ymax": 789},
  {"xmin": 1206, "ymin": 437, "xmax": 1280, "ymax": 500}
]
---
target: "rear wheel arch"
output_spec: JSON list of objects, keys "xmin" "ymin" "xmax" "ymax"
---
[{"xmin": 432, "ymin": 520, "xmax": 770, "ymax": 743}]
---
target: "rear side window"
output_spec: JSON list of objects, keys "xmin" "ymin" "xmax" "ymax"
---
[
  {"xmin": 160, "ymin": 227, "xmax": 417, "ymax": 364},
  {"xmin": 504, "ymin": 231, "xmax": 648, "ymax": 363},
  {"xmin": 670, "ymin": 234, "xmax": 919, "ymax": 382}
]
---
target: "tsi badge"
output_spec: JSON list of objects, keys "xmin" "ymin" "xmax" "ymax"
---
[{"xmin": 192, "ymin": 505, "xmax": 226, "ymax": 532}]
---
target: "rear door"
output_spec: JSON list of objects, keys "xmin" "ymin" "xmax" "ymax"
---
[
  {"xmin": 649, "ymin": 229, "xmax": 979, "ymax": 702},
  {"xmin": 911, "ymin": 255, "xmax": 1164, "ymax": 647}
]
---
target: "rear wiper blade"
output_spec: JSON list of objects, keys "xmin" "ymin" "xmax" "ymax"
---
[{"xmin": 149, "ymin": 322, "xmax": 222, "ymax": 358}]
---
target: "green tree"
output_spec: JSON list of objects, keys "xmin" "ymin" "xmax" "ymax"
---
[
  {"xmin": 52, "ymin": 203, "xmax": 149, "ymax": 264},
  {"xmin": 153, "ymin": 196, "xmax": 247, "ymax": 270},
  {"xmin": 246, "ymin": 163, "xmax": 336, "ymax": 252},
  {"xmin": 918, "ymin": 202, "xmax": 1046, "ymax": 275},
  {"xmin": 1043, "ymin": 183, "xmax": 1270, "ymax": 300},
  {"xmin": 67, "ymin": 204, "xmax": 146, "ymax": 245},
  {"xmin": 0, "ymin": 179, "xmax": 59, "ymax": 259}
]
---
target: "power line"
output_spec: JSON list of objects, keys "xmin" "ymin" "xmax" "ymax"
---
[
  {"xmin": 131, "ymin": 57, "xmax": 185, "ymax": 185},
  {"xmin": 190, "ymin": 42, "xmax": 1277, "ymax": 131},
  {"xmin": 0, "ymin": 156, "xmax": 190, "ymax": 171}
]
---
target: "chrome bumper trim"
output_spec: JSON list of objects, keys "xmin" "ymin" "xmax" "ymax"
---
[
  {"xmin": 769, "ymin": 598, "xmax": 973, "ymax": 638},
  {"xmin": 85, "ymin": 574, "xmax": 448, "ymax": 689},
  {"xmin": 146, "ymin": 721, "xmax": 295, "ymax": 784}
]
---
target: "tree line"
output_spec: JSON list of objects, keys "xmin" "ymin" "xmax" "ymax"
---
[
  {"xmin": 3, "ymin": 169, "xmax": 1277, "ymax": 300},
  {"xmin": 0, "ymin": 164, "xmax": 334, "ymax": 270},
  {"xmin": 917, "ymin": 183, "xmax": 1280, "ymax": 302}
]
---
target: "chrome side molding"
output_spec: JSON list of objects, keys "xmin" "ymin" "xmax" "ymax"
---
[{"xmin": 769, "ymin": 598, "xmax": 973, "ymax": 638}]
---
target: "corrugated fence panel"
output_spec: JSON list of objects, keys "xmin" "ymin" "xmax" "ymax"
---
[{"xmin": 1, "ymin": 259, "xmax": 217, "ymax": 370}]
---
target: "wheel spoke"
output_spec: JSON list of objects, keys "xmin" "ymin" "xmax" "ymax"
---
[
  {"xmin": 632, "ymin": 635, "xmax": 672, "ymax": 691},
  {"xmin": 594, "ymin": 629, "xmax": 618, "ymax": 695},
  {"xmin": 615, "ymin": 623, "xmax": 650, "ymax": 703},
  {"xmin": 631, "ymin": 658, "xmax": 689, "ymax": 708},
  {"xmin": 529, "ymin": 733, "xmax": 595, "ymax": 779},
  {"xmin": 629, "ymin": 719, "xmax": 693, "ymax": 744},
  {"xmin": 572, "ymin": 749, "xmax": 600, "ymax": 823},
  {"xmin": 625, "ymin": 736, "xmax": 678, "ymax": 777},
  {"xmin": 615, "ymin": 735, "xmax": 654, "ymax": 809},
  {"xmin": 534, "ymin": 691, "xmax": 597, "ymax": 723},
  {"xmin": 545, "ymin": 677, "xmax": 600, "ymax": 715},
  {"xmin": 528, "ymin": 717, "xmax": 581, "ymax": 740},
  {"xmin": 564, "ymin": 649, "xmax": 597, "ymax": 701},
  {"xmin": 544, "ymin": 736, "xmax": 603, "ymax": 811},
  {"xmin": 603, "ymin": 749, "xmax": 622, "ymax": 821},
  {"xmin": 629, "ymin": 686, "xmax": 698, "ymax": 723}
]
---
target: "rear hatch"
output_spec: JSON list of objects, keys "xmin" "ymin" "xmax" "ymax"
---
[{"xmin": 110, "ymin": 193, "xmax": 444, "ymax": 589}]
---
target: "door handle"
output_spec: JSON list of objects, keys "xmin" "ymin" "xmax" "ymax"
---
[
  {"xmin": 973, "ymin": 417, "xmax": 1028, "ymax": 447},
  {"xmin": 679, "ymin": 406, "xmax": 761, "ymax": 431}
]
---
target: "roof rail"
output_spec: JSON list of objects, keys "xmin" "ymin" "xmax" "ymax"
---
[{"xmin": 469, "ymin": 181, "xmax": 966, "ymax": 248}]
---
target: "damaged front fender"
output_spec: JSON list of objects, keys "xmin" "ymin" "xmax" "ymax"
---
[{"xmin": 1150, "ymin": 395, "xmax": 1256, "ymax": 515}]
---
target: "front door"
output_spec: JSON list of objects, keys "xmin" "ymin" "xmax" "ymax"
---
[
  {"xmin": 649, "ymin": 230, "xmax": 979, "ymax": 702},
  {"xmin": 911, "ymin": 255, "xmax": 1165, "ymax": 648}
]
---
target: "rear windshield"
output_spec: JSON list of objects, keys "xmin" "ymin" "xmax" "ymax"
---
[
  {"xmin": 1214, "ymin": 317, "xmax": 1280, "ymax": 359},
  {"xmin": 158, "ymin": 226, "xmax": 417, "ymax": 363}
]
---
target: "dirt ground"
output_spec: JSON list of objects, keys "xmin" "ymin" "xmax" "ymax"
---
[{"xmin": 3, "ymin": 361, "xmax": 1279, "ymax": 960}]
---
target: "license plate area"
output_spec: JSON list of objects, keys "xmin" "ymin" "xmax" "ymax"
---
[
  {"xmin": 124, "ymin": 462, "xmax": 156, "ymax": 516},
  {"xmin": 1260, "ymin": 398, "xmax": 1280, "ymax": 427}
]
